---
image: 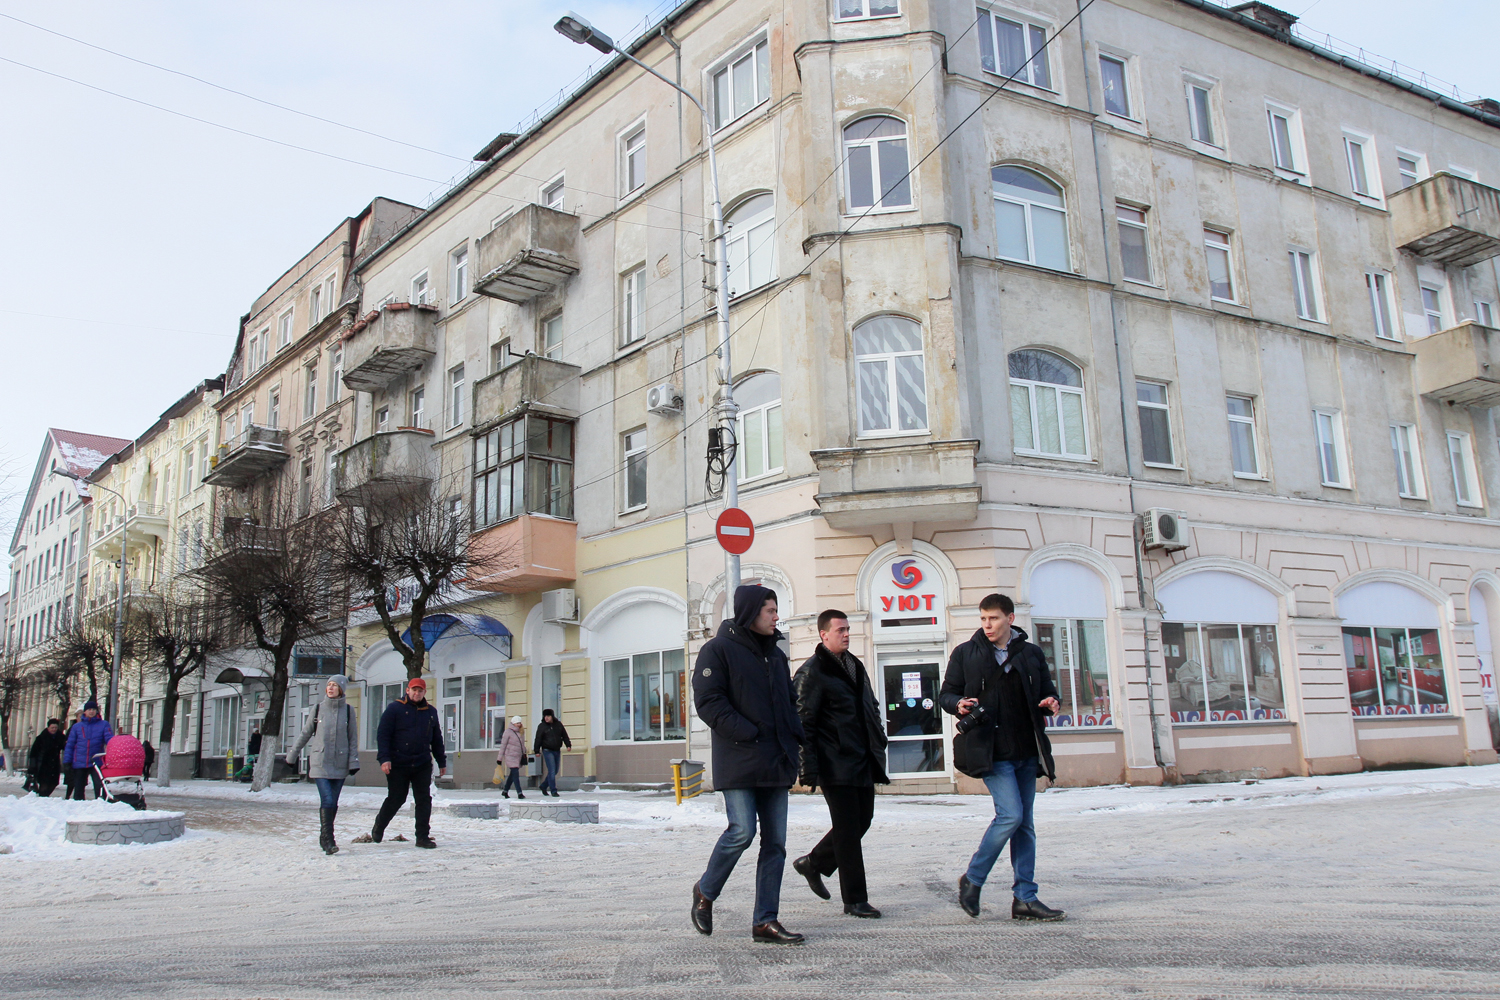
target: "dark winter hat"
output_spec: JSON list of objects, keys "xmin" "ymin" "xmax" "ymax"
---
[
  {"xmin": 47, "ymin": 718, "xmax": 61, "ymax": 727},
  {"xmin": 542, "ymin": 709, "xmax": 556, "ymax": 719},
  {"xmin": 83, "ymin": 700, "xmax": 100, "ymax": 711},
  {"xmin": 733, "ymin": 584, "xmax": 778, "ymax": 630}
]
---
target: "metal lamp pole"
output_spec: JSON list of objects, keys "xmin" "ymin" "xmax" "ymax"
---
[
  {"xmin": 555, "ymin": 11, "xmax": 741, "ymax": 594},
  {"xmin": 51, "ymin": 469, "xmax": 128, "ymax": 730}
]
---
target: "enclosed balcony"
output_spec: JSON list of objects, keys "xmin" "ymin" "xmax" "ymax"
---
[
  {"xmin": 203, "ymin": 425, "xmax": 289, "ymax": 488},
  {"xmin": 811, "ymin": 439, "xmax": 981, "ymax": 530},
  {"xmin": 473, "ymin": 204, "xmax": 580, "ymax": 303},
  {"xmin": 1414, "ymin": 320, "xmax": 1500, "ymax": 407},
  {"xmin": 341, "ymin": 302, "xmax": 439, "ymax": 393},
  {"xmin": 468, "ymin": 515, "xmax": 577, "ymax": 593},
  {"xmin": 1390, "ymin": 173, "xmax": 1500, "ymax": 267},
  {"xmin": 472, "ymin": 354, "xmax": 581, "ymax": 428},
  {"xmin": 90, "ymin": 503, "xmax": 170, "ymax": 560},
  {"xmin": 336, "ymin": 428, "xmax": 438, "ymax": 506}
]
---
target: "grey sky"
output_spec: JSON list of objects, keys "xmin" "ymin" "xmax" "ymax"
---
[{"xmin": 1, "ymin": 0, "xmax": 1497, "ymax": 575}]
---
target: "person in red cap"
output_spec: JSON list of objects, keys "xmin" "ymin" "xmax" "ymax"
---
[{"xmin": 361, "ymin": 676, "xmax": 446, "ymax": 848}]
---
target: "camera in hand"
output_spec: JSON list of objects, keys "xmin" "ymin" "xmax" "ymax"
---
[{"xmin": 954, "ymin": 704, "xmax": 991, "ymax": 735}]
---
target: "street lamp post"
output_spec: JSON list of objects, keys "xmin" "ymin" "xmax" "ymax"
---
[
  {"xmin": 51, "ymin": 468, "xmax": 128, "ymax": 731},
  {"xmin": 555, "ymin": 11, "xmax": 742, "ymax": 594}
]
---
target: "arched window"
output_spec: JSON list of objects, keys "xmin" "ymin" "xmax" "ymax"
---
[
  {"xmin": 843, "ymin": 116, "xmax": 912, "ymax": 211},
  {"xmin": 1008, "ymin": 349, "xmax": 1087, "ymax": 458},
  {"xmin": 725, "ymin": 194, "xmax": 775, "ymax": 298},
  {"xmin": 1028, "ymin": 560, "xmax": 1113, "ymax": 728},
  {"xmin": 735, "ymin": 372, "xmax": 783, "ymax": 480},
  {"xmin": 1340, "ymin": 581, "xmax": 1449, "ymax": 716},
  {"xmin": 992, "ymin": 166, "xmax": 1068, "ymax": 270},
  {"xmin": 854, "ymin": 316, "xmax": 927, "ymax": 435},
  {"xmin": 1158, "ymin": 571, "xmax": 1287, "ymax": 724}
]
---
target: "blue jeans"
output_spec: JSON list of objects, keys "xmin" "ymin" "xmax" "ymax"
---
[
  {"xmin": 540, "ymin": 749, "xmax": 561, "ymax": 794},
  {"xmin": 314, "ymin": 778, "xmax": 345, "ymax": 810},
  {"xmin": 965, "ymin": 757, "xmax": 1039, "ymax": 901},
  {"xmin": 503, "ymin": 767, "xmax": 524, "ymax": 794},
  {"xmin": 699, "ymin": 787, "xmax": 789, "ymax": 926}
]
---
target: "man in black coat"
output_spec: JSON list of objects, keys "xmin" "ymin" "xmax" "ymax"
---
[
  {"xmin": 939, "ymin": 592, "xmax": 1066, "ymax": 922},
  {"xmin": 365, "ymin": 676, "xmax": 447, "ymax": 849},
  {"xmin": 26, "ymin": 720, "xmax": 66, "ymax": 797},
  {"xmin": 532, "ymin": 709, "xmax": 572, "ymax": 798},
  {"xmin": 690, "ymin": 584, "xmax": 807, "ymax": 945},
  {"xmin": 790, "ymin": 609, "xmax": 888, "ymax": 918}
]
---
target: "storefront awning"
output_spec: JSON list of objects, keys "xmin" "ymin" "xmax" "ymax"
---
[{"xmin": 398, "ymin": 613, "xmax": 512, "ymax": 651}]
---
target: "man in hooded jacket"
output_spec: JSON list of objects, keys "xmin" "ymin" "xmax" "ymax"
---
[{"xmin": 690, "ymin": 585, "xmax": 807, "ymax": 945}]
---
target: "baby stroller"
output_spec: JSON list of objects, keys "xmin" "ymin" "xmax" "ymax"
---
[{"xmin": 92, "ymin": 734, "xmax": 148, "ymax": 811}]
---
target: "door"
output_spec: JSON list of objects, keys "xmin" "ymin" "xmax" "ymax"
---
[
  {"xmin": 879, "ymin": 658, "xmax": 946, "ymax": 775},
  {"xmin": 441, "ymin": 677, "xmax": 462, "ymax": 751}
]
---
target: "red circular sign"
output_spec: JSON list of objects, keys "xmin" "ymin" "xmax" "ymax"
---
[{"xmin": 715, "ymin": 507, "xmax": 755, "ymax": 555}]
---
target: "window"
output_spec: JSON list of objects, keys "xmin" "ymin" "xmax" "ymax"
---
[
  {"xmin": 1421, "ymin": 283, "xmax": 1446, "ymax": 334},
  {"xmin": 843, "ymin": 116, "xmax": 911, "ymax": 212},
  {"xmin": 1390, "ymin": 423, "xmax": 1424, "ymax": 498},
  {"xmin": 492, "ymin": 340, "xmax": 515, "ymax": 372},
  {"xmin": 325, "ymin": 449, "xmax": 339, "ymax": 507},
  {"xmin": 448, "ymin": 364, "xmax": 465, "ymax": 428},
  {"xmin": 459, "ymin": 672, "xmax": 507, "ymax": 750},
  {"xmin": 329, "ymin": 346, "xmax": 343, "ymax": 403},
  {"xmin": 1314, "ymin": 409, "xmax": 1349, "ymax": 488},
  {"xmin": 181, "ymin": 446, "xmax": 195, "ymax": 498},
  {"xmin": 855, "ymin": 316, "xmax": 927, "ymax": 435},
  {"xmin": 1265, "ymin": 103, "xmax": 1303, "ymax": 174},
  {"xmin": 992, "ymin": 166, "xmax": 1068, "ymax": 270},
  {"xmin": 736, "ymin": 372, "xmax": 783, "ymax": 481},
  {"xmin": 1099, "ymin": 55, "xmax": 1130, "ymax": 116},
  {"xmin": 411, "ymin": 387, "xmax": 426, "ymax": 429},
  {"xmin": 304, "ymin": 363, "xmax": 317, "ymax": 419},
  {"xmin": 1203, "ymin": 229, "xmax": 1234, "ymax": 301},
  {"xmin": 298, "ymin": 460, "xmax": 313, "ymax": 516},
  {"xmin": 1186, "ymin": 79, "xmax": 1217, "ymax": 145},
  {"xmin": 1288, "ymin": 249, "xmax": 1320, "ymax": 320},
  {"xmin": 835, "ymin": 0, "xmax": 899, "ymax": 20},
  {"xmin": 1344, "ymin": 134, "xmax": 1376, "ymax": 198},
  {"xmin": 621, "ymin": 124, "xmax": 646, "ymax": 197},
  {"xmin": 977, "ymin": 8, "xmax": 1052, "ymax": 89},
  {"xmin": 473, "ymin": 415, "xmax": 576, "ymax": 526},
  {"xmin": 542, "ymin": 176, "xmax": 565, "ymax": 210},
  {"xmin": 246, "ymin": 333, "xmax": 260, "ymax": 375},
  {"xmin": 277, "ymin": 308, "xmax": 294, "ymax": 348},
  {"xmin": 1009, "ymin": 349, "xmax": 1087, "ymax": 459},
  {"xmin": 725, "ymin": 193, "xmax": 775, "ymax": 297},
  {"xmin": 309, "ymin": 282, "xmax": 322, "ymax": 324},
  {"xmin": 364, "ymin": 683, "xmax": 405, "ymax": 749},
  {"xmin": 1366, "ymin": 272, "xmax": 1398, "ymax": 340},
  {"xmin": 211, "ymin": 697, "xmax": 240, "ymax": 756},
  {"xmin": 411, "ymin": 271, "xmax": 431, "ymax": 306},
  {"xmin": 1136, "ymin": 382, "xmax": 1173, "ymax": 466},
  {"xmin": 1343, "ymin": 627, "xmax": 1447, "ymax": 716},
  {"xmin": 1449, "ymin": 431, "xmax": 1481, "ymax": 507},
  {"xmin": 267, "ymin": 388, "xmax": 280, "ymax": 430},
  {"xmin": 1396, "ymin": 151, "xmax": 1426, "ymax": 189},
  {"xmin": 604, "ymin": 649, "xmax": 687, "ymax": 741},
  {"xmin": 375, "ymin": 406, "xmax": 390, "ymax": 433},
  {"xmin": 192, "ymin": 521, "xmax": 203, "ymax": 567},
  {"xmin": 1162, "ymin": 622, "xmax": 1285, "ymax": 722},
  {"xmin": 451, "ymin": 245, "xmax": 469, "ymax": 302},
  {"xmin": 620, "ymin": 267, "xmax": 645, "ymax": 346},
  {"xmin": 1477, "ymin": 300, "xmax": 1496, "ymax": 327},
  {"xmin": 622, "ymin": 428, "xmax": 648, "ymax": 510},
  {"xmin": 542, "ymin": 316, "xmax": 563, "ymax": 360},
  {"xmin": 1116, "ymin": 204, "xmax": 1150, "ymax": 283},
  {"xmin": 1033, "ymin": 619, "xmax": 1111, "ymax": 726},
  {"xmin": 712, "ymin": 37, "xmax": 770, "ymax": 130}
]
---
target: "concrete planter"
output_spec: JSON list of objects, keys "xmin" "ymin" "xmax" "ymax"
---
[
  {"xmin": 444, "ymin": 801, "xmax": 500, "ymax": 819},
  {"xmin": 508, "ymin": 800, "xmax": 598, "ymax": 824},
  {"xmin": 66, "ymin": 813, "xmax": 186, "ymax": 845}
]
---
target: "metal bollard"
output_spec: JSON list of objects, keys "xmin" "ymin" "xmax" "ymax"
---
[{"xmin": 670, "ymin": 758, "xmax": 705, "ymax": 805}]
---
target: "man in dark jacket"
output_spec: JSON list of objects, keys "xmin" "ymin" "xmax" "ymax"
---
[
  {"xmin": 532, "ymin": 710, "xmax": 571, "ymax": 798},
  {"xmin": 690, "ymin": 585, "xmax": 807, "ymax": 945},
  {"xmin": 939, "ymin": 593, "xmax": 1065, "ymax": 922},
  {"xmin": 27, "ymin": 720, "xmax": 67, "ymax": 797},
  {"xmin": 790, "ymin": 609, "xmax": 888, "ymax": 918},
  {"xmin": 365, "ymin": 677, "xmax": 446, "ymax": 849}
]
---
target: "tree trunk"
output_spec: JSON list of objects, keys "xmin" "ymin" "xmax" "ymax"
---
[
  {"xmin": 157, "ymin": 690, "xmax": 179, "ymax": 788},
  {"xmin": 250, "ymin": 732, "xmax": 280, "ymax": 792}
]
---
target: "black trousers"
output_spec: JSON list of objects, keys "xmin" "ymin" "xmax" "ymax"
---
[
  {"xmin": 373, "ymin": 761, "xmax": 434, "ymax": 838},
  {"xmin": 64, "ymin": 767, "xmax": 102, "ymax": 800},
  {"xmin": 807, "ymin": 784, "xmax": 876, "ymax": 905}
]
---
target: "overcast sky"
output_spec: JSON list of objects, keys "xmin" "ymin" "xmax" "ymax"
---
[{"xmin": 2, "ymin": 0, "xmax": 1497, "ymax": 576}]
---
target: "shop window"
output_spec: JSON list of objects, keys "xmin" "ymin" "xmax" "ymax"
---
[
  {"xmin": 212, "ymin": 697, "xmax": 241, "ymax": 756},
  {"xmin": 1161, "ymin": 622, "xmax": 1286, "ymax": 723},
  {"xmin": 604, "ymin": 649, "xmax": 687, "ymax": 741},
  {"xmin": 364, "ymin": 682, "xmax": 405, "ymax": 749},
  {"xmin": 1342, "ymin": 627, "xmax": 1448, "ymax": 715},
  {"xmin": 1009, "ymin": 349, "xmax": 1087, "ymax": 459},
  {"xmin": 473, "ymin": 414, "xmax": 575, "ymax": 527},
  {"xmin": 1033, "ymin": 619, "xmax": 1111, "ymax": 727},
  {"xmin": 461, "ymin": 671, "xmax": 507, "ymax": 750}
]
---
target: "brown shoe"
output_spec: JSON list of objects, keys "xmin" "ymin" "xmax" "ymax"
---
[
  {"xmin": 691, "ymin": 882, "xmax": 713, "ymax": 936},
  {"xmin": 752, "ymin": 921, "xmax": 805, "ymax": 945}
]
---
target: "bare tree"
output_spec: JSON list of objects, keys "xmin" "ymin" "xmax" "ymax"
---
[
  {"xmin": 0, "ymin": 651, "xmax": 24, "ymax": 777},
  {"xmin": 48, "ymin": 610, "xmax": 125, "ymax": 716},
  {"xmin": 132, "ymin": 586, "xmax": 222, "ymax": 788}
]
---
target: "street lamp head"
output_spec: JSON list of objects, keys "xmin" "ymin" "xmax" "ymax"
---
[
  {"xmin": 49, "ymin": 467, "xmax": 81, "ymax": 482},
  {"xmin": 554, "ymin": 12, "xmax": 615, "ymax": 54}
]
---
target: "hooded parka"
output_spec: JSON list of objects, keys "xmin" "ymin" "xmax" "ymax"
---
[
  {"xmin": 939, "ymin": 626, "xmax": 1059, "ymax": 780},
  {"xmin": 793, "ymin": 644, "xmax": 889, "ymax": 788},
  {"xmin": 285, "ymin": 675, "xmax": 361, "ymax": 779},
  {"xmin": 63, "ymin": 713, "xmax": 114, "ymax": 770}
]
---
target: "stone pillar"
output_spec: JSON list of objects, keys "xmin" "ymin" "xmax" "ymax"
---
[
  {"xmin": 1119, "ymin": 610, "xmax": 1172, "ymax": 783},
  {"xmin": 1286, "ymin": 616, "xmax": 1361, "ymax": 775}
]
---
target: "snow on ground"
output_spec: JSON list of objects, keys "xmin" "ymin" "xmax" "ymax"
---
[{"xmin": 0, "ymin": 796, "xmax": 196, "ymax": 857}]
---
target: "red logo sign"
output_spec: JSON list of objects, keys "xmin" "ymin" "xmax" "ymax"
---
[
  {"xmin": 715, "ymin": 507, "xmax": 755, "ymax": 555},
  {"xmin": 892, "ymin": 559, "xmax": 923, "ymax": 589}
]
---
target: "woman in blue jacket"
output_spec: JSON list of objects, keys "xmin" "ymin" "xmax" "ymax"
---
[{"xmin": 63, "ymin": 701, "xmax": 114, "ymax": 800}]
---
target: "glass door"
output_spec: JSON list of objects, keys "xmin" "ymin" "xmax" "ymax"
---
[
  {"xmin": 441, "ymin": 677, "xmax": 462, "ymax": 751},
  {"xmin": 880, "ymin": 658, "xmax": 945, "ymax": 775}
]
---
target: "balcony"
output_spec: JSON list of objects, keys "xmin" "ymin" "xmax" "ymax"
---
[
  {"xmin": 811, "ymin": 439, "xmax": 981, "ymax": 530},
  {"xmin": 1414, "ymin": 320, "xmax": 1500, "ymax": 407},
  {"xmin": 1390, "ymin": 173, "xmax": 1500, "ymax": 267},
  {"xmin": 468, "ymin": 515, "xmax": 577, "ymax": 593},
  {"xmin": 336, "ymin": 428, "xmax": 438, "ymax": 506},
  {"xmin": 90, "ymin": 503, "xmax": 170, "ymax": 560},
  {"xmin": 473, "ymin": 204, "xmax": 580, "ymax": 303},
  {"xmin": 84, "ymin": 576, "xmax": 149, "ymax": 614},
  {"xmin": 203, "ymin": 425, "xmax": 289, "ymax": 488},
  {"xmin": 472, "ymin": 354, "xmax": 581, "ymax": 428},
  {"xmin": 340, "ymin": 302, "xmax": 439, "ymax": 393},
  {"xmin": 204, "ymin": 519, "xmax": 285, "ymax": 567}
]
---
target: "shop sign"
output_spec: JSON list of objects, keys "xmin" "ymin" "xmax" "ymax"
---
[
  {"xmin": 871, "ymin": 557, "xmax": 945, "ymax": 636},
  {"xmin": 1479, "ymin": 654, "xmax": 1497, "ymax": 707}
]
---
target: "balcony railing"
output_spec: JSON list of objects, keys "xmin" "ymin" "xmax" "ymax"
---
[
  {"xmin": 203, "ymin": 424, "xmax": 290, "ymax": 489},
  {"xmin": 472, "ymin": 354, "xmax": 581, "ymax": 429},
  {"xmin": 90, "ymin": 502, "xmax": 171, "ymax": 558},
  {"xmin": 1414, "ymin": 320, "xmax": 1500, "ymax": 408},
  {"xmin": 204, "ymin": 520, "xmax": 285, "ymax": 566},
  {"xmin": 1390, "ymin": 173, "xmax": 1500, "ymax": 267},
  {"xmin": 336, "ymin": 428, "xmax": 438, "ymax": 506},
  {"xmin": 341, "ymin": 302, "xmax": 439, "ymax": 393},
  {"xmin": 811, "ymin": 439, "xmax": 981, "ymax": 530},
  {"xmin": 473, "ymin": 204, "xmax": 580, "ymax": 303}
]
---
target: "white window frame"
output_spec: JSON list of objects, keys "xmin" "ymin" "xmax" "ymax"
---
[
  {"xmin": 1184, "ymin": 75, "xmax": 1221, "ymax": 148},
  {"xmin": 710, "ymin": 33, "xmax": 770, "ymax": 131},
  {"xmin": 1136, "ymin": 380, "xmax": 1174, "ymax": 467},
  {"xmin": 977, "ymin": 6, "xmax": 1055, "ymax": 91},
  {"xmin": 1098, "ymin": 52, "xmax": 1133, "ymax": 119},
  {"xmin": 855, "ymin": 319, "xmax": 929, "ymax": 437},
  {"xmin": 834, "ymin": 0, "xmax": 900, "ymax": 21},
  {"xmin": 448, "ymin": 363, "xmax": 465, "ymax": 429},
  {"xmin": 1395, "ymin": 149, "xmax": 1428, "ymax": 191},
  {"xmin": 542, "ymin": 315, "xmax": 563, "ymax": 360},
  {"xmin": 1288, "ymin": 248, "xmax": 1323, "ymax": 322},
  {"xmin": 411, "ymin": 386, "xmax": 426, "ymax": 430},
  {"xmin": 992, "ymin": 166, "xmax": 1069, "ymax": 271},
  {"xmin": 329, "ymin": 346, "xmax": 343, "ymax": 403},
  {"xmin": 411, "ymin": 271, "xmax": 432, "ymax": 306},
  {"xmin": 1477, "ymin": 300, "xmax": 1497, "ymax": 328},
  {"xmin": 725, "ymin": 193, "xmax": 776, "ymax": 298},
  {"xmin": 1366, "ymin": 271, "xmax": 1399, "ymax": 341},
  {"xmin": 245, "ymin": 333, "xmax": 260, "ymax": 375},
  {"xmin": 842, "ymin": 116, "xmax": 913, "ymax": 214},
  {"xmin": 1448, "ymin": 431, "xmax": 1482, "ymax": 507},
  {"xmin": 1421, "ymin": 281, "xmax": 1447, "ymax": 335},
  {"xmin": 375, "ymin": 406, "xmax": 390, "ymax": 433},
  {"xmin": 266, "ymin": 388, "xmax": 279, "ymax": 430},
  {"xmin": 303, "ymin": 362, "xmax": 317, "ymax": 420},
  {"xmin": 1390, "ymin": 423, "xmax": 1424, "ymax": 499},
  {"xmin": 1343, "ymin": 130, "xmax": 1382, "ymax": 203},
  {"xmin": 309, "ymin": 280, "xmax": 323, "ymax": 324},
  {"xmin": 451, "ymin": 243, "xmax": 469, "ymax": 303},
  {"xmin": 1009, "ymin": 351, "xmax": 1089, "ymax": 461},
  {"xmin": 1264, "ymin": 101, "xmax": 1307, "ymax": 181},
  {"xmin": 736, "ymin": 375, "xmax": 784, "ymax": 482},
  {"xmin": 620, "ymin": 121, "xmax": 647, "ymax": 199},
  {"xmin": 1314, "ymin": 409, "xmax": 1350, "ymax": 488},
  {"xmin": 620, "ymin": 267, "xmax": 646, "ymax": 347},
  {"xmin": 324, "ymin": 449, "xmax": 339, "ymax": 508},
  {"xmin": 1204, "ymin": 228, "xmax": 1236, "ymax": 303},
  {"xmin": 492, "ymin": 339, "xmax": 515, "ymax": 372},
  {"xmin": 622, "ymin": 427, "xmax": 648, "ymax": 512},
  {"xmin": 541, "ymin": 174, "xmax": 566, "ymax": 210},
  {"xmin": 1116, "ymin": 203, "xmax": 1151, "ymax": 284},
  {"xmin": 277, "ymin": 307, "xmax": 294, "ymax": 348}
]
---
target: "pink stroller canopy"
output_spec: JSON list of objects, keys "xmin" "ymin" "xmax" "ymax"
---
[{"xmin": 99, "ymin": 734, "xmax": 145, "ymax": 778}]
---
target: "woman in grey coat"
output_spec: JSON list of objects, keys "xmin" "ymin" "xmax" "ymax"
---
[{"xmin": 286, "ymin": 674, "xmax": 360, "ymax": 854}]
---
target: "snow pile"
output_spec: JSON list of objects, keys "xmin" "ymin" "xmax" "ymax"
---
[{"xmin": 0, "ymin": 796, "xmax": 184, "ymax": 855}]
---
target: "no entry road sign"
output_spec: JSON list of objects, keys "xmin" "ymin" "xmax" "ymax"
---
[{"xmin": 715, "ymin": 507, "xmax": 755, "ymax": 555}]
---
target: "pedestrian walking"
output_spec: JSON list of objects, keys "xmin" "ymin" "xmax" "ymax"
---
[
  {"xmin": 940, "ymin": 593, "xmax": 1065, "ymax": 922},
  {"xmin": 62, "ymin": 701, "xmax": 113, "ymax": 800},
  {"xmin": 26, "ymin": 719, "xmax": 66, "ymax": 797},
  {"xmin": 497, "ymin": 716, "xmax": 527, "ymax": 798},
  {"xmin": 141, "ymin": 740, "xmax": 156, "ymax": 780},
  {"xmin": 359, "ymin": 677, "xmax": 446, "ymax": 849},
  {"xmin": 790, "ymin": 609, "xmax": 889, "ymax": 919},
  {"xmin": 285, "ymin": 674, "xmax": 361, "ymax": 855},
  {"xmin": 532, "ymin": 709, "xmax": 571, "ymax": 797},
  {"xmin": 690, "ymin": 584, "xmax": 807, "ymax": 945}
]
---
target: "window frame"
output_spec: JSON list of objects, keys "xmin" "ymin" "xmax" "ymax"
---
[
  {"xmin": 1288, "ymin": 248, "xmax": 1323, "ymax": 322},
  {"xmin": 448, "ymin": 363, "xmax": 465, "ymax": 429},
  {"xmin": 834, "ymin": 0, "xmax": 900, "ymax": 21},
  {"xmin": 619, "ymin": 120, "xmax": 647, "ymax": 200},
  {"xmin": 1098, "ymin": 52, "xmax": 1133, "ymax": 119},
  {"xmin": 1476, "ymin": 300, "xmax": 1496, "ymax": 327},
  {"xmin": 410, "ymin": 386, "xmax": 426, "ymax": 430},
  {"xmin": 992, "ymin": 165, "xmax": 1070, "ymax": 271},
  {"xmin": 601, "ymin": 647, "xmax": 688, "ymax": 743},
  {"xmin": 620, "ymin": 266, "xmax": 646, "ymax": 347},
  {"xmin": 329, "ymin": 345, "xmax": 343, "ymax": 403},
  {"xmin": 541, "ymin": 173, "xmax": 566, "ymax": 210},
  {"xmin": 1032, "ymin": 618, "xmax": 1114, "ymax": 728},
  {"xmin": 622, "ymin": 427, "xmax": 648, "ymax": 512},
  {"xmin": 1009, "ymin": 350, "xmax": 1089, "ymax": 461},
  {"xmin": 725, "ymin": 193, "xmax": 776, "ymax": 298},
  {"xmin": 1183, "ymin": 75, "xmax": 1221, "ymax": 148},
  {"xmin": 1162, "ymin": 621, "xmax": 1287, "ymax": 724},
  {"xmin": 277, "ymin": 306, "xmax": 295, "ymax": 348},
  {"xmin": 1203, "ymin": 228, "xmax": 1237, "ymax": 303},
  {"xmin": 450, "ymin": 243, "xmax": 469, "ymax": 303},
  {"xmin": 1390, "ymin": 422, "xmax": 1425, "ymax": 499},
  {"xmin": 735, "ymin": 373, "xmax": 784, "ymax": 483},
  {"xmin": 1342, "ymin": 625, "xmax": 1449, "ymax": 716},
  {"xmin": 854, "ymin": 317, "xmax": 929, "ymax": 438},
  {"xmin": 1395, "ymin": 148, "xmax": 1428, "ymax": 191},
  {"xmin": 375, "ymin": 406, "xmax": 390, "ymax": 433},
  {"xmin": 1135, "ymin": 380, "xmax": 1175, "ymax": 467},
  {"xmin": 842, "ymin": 115, "xmax": 913, "ymax": 214},
  {"xmin": 1342, "ymin": 130, "xmax": 1382, "ymax": 203},
  {"xmin": 1420, "ymin": 281, "xmax": 1447, "ymax": 335},
  {"xmin": 266, "ymin": 388, "xmax": 279, "ymax": 430},
  {"xmin": 710, "ymin": 33, "xmax": 771, "ymax": 132},
  {"xmin": 303, "ymin": 362, "xmax": 318, "ymax": 420},
  {"xmin": 542, "ymin": 314, "xmax": 564, "ymax": 360},
  {"xmin": 976, "ymin": 6, "xmax": 1055, "ymax": 91},
  {"xmin": 1116, "ymin": 203, "xmax": 1152, "ymax": 284},
  {"xmin": 1448, "ymin": 430, "xmax": 1482, "ymax": 508},
  {"xmin": 1264, "ymin": 100, "xmax": 1307, "ymax": 181},
  {"xmin": 1313, "ymin": 408, "xmax": 1350, "ymax": 489},
  {"xmin": 473, "ymin": 414, "xmax": 576, "ymax": 528},
  {"xmin": 411, "ymin": 271, "xmax": 432, "ymax": 306},
  {"xmin": 1366, "ymin": 270, "xmax": 1399, "ymax": 341}
]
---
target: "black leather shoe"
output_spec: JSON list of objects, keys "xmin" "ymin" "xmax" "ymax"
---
[
  {"xmin": 415, "ymin": 837, "xmax": 437, "ymax": 849},
  {"xmin": 958, "ymin": 875, "xmax": 981, "ymax": 917},
  {"xmin": 792, "ymin": 855, "xmax": 831, "ymax": 900},
  {"xmin": 843, "ymin": 902, "xmax": 881, "ymax": 918},
  {"xmin": 691, "ymin": 882, "xmax": 713, "ymax": 936},
  {"xmin": 752, "ymin": 921, "xmax": 805, "ymax": 945},
  {"xmin": 1012, "ymin": 897, "xmax": 1065, "ymax": 921}
]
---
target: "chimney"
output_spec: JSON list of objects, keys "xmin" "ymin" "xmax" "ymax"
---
[
  {"xmin": 1230, "ymin": 2, "xmax": 1299, "ymax": 34},
  {"xmin": 1464, "ymin": 98, "xmax": 1500, "ymax": 118}
]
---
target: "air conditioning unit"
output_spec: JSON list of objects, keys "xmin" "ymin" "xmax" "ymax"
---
[
  {"xmin": 646, "ymin": 384, "xmax": 683, "ymax": 415},
  {"xmin": 1142, "ymin": 508, "xmax": 1189, "ymax": 551},
  {"xmin": 541, "ymin": 588, "xmax": 579, "ymax": 625}
]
